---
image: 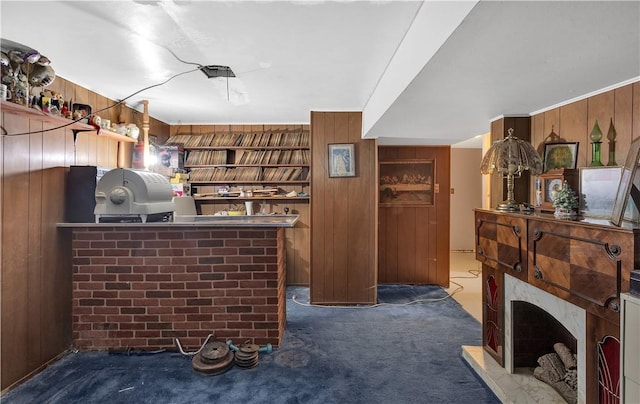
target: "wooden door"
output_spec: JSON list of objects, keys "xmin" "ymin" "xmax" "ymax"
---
[{"xmin": 378, "ymin": 146, "xmax": 450, "ymax": 286}]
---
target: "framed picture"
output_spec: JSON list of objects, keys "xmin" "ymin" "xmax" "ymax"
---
[
  {"xmin": 543, "ymin": 142, "xmax": 579, "ymax": 171},
  {"xmin": 379, "ymin": 160, "xmax": 434, "ymax": 206},
  {"xmin": 611, "ymin": 137, "xmax": 640, "ymax": 226},
  {"xmin": 580, "ymin": 167, "xmax": 622, "ymax": 219},
  {"xmin": 328, "ymin": 143, "xmax": 356, "ymax": 177}
]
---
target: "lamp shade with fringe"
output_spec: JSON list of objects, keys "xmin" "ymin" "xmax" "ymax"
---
[{"xmin": 480, "ymin": 128, "xmax": 543, "ymax": 211}]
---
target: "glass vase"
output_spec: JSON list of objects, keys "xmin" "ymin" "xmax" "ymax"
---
[{"xmin": 590, "ymin": 142, "xmax": 603, "ymax": 167}]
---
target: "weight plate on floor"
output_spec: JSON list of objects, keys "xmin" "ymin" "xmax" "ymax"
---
[
  {"xmin": 236, "ymin": 355, "xmax": 258, "ymax": 362},
  {"xmin": 234, "ymin": 350, "xmax": 258, "ymax": 360},
  {"xmin": 235, "ymin": 356, "xmax": 259, "ymax": 368},
  {"xmin": 239, "ymin": 343, "xmax": 260, "ymax": 354},
  {"xmin": 200, "ymin": 341, "xmax": 230, "ymax": 362},
  {"xmin": 192, "ymin": 350, "xmax": 234, "ymax": 375},
  {"xmin": 236, "ymin": 361, "xmax": 259, "ymax": 369},
  {"xmin": 235, "ymin": 356, "xmax": 258, "ymax": 365}
]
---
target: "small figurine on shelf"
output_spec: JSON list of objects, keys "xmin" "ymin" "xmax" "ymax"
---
[
  {"xmin": 41, "ymin": 93, "xmax": 51, "ymax": 113},
  {"xmin": 61, "ymin": 101, "xmax": 71, "ymax": 119},
  {"xmin": 88, "ymin": 115, "xmax": 102, "ymax": 132},
  {"xmin": 553, "ymin": 181, "xmax": 579, "ymax": 219}
]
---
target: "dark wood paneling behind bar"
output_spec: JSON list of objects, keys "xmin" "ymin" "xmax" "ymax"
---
[{"xmin": 0, "ymin": 79, "xmax": 170, "ymax": 391}]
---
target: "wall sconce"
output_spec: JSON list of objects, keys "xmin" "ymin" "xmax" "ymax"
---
[{"xmin": 480, "ymin": 128, "xmax": 543, "ymax": 211}]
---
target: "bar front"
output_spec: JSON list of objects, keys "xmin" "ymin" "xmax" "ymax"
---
[{"xmin": 59, "ymin": 217, "xmax": 297, "ymax": 350}]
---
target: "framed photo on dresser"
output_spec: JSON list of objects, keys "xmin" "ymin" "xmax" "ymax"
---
[{"xmin": 611, "ymin": 137, "xmax": 640, "ymax": 226}]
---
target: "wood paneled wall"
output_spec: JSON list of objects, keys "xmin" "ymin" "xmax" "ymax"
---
[
  {"xmin": 378, "ymin": 146, "xmax": 451, "ymax": 287},
  {"xmin": 310, "ymin": 112, "xmax": 377, "ymax": 305},
  {"xmin": 528, "ymin": 81, "xmax": 640, "ymax": 204},
  {"xmin": 169, "ymin": 124, "xmax": 311, "ymax": 286},
  {"xmin": 1, "ymin": 81, "xmax": 170, "ymax": 391},
  {"xmin": 489, "ymin": 116, "xmax": 531, "ymax": 209}
]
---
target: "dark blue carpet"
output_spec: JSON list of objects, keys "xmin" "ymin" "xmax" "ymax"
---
[{"xmin": 2, "ymin": 285, "xmax": 498, "ymax": 404}]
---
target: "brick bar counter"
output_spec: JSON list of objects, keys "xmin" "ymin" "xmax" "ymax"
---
[{"xmin": 59, "ymin": 216, "xmax": 297, "ymax": 351}]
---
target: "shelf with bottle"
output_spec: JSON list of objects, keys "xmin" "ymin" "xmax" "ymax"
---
[{"xmin": 1, "ymin": 99, "xmax": 136, "ymax": 142}]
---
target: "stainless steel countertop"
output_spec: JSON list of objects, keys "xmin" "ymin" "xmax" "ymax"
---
[{"xmin": 57, "ymin": 214, "xmax": 299, "ymax": 228}]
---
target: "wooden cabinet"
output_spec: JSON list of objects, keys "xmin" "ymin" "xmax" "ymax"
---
[
  {"xmin": 475, "ymin": 209, "xmax": 528, "ymax": 366},
  {"xmin": 475, "ymin": 209, "xmax": 640, "ymax": 403}
]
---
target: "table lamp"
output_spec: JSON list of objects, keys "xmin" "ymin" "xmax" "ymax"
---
[{"xmin": 480, "ymin": 128, "xmax": 543, "ymax": 211}]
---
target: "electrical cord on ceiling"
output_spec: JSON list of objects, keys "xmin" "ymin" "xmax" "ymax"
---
[
  {"xmin": 164, "ymin": 46, "xmax": 231, "ymax": 101},
  {"xmin": 1, "ymin": 66, "xmax": 200, "ymax": 137},
  {"xmin": 1, "ymin": 45, "xmax": 233, "ymax": 136}
]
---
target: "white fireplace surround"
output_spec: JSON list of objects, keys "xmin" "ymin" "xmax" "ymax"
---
[{"xmin": 504, "ymin": 274, "xmax": 586, "ymax": 404}]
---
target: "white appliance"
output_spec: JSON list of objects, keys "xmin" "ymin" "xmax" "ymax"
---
[{"xmin": 94, "ymin": 168, "xmax": 175, "ymax": 223}]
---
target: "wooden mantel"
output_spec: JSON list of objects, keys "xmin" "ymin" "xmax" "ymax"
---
[{"xmin": 474, "ymin": 208, "xmax": 639, "ymax": 403}]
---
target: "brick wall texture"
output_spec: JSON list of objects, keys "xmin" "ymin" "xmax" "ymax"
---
[{"xmin": 71, "ymin": 226, "xmax": 286, "ymax": 350}]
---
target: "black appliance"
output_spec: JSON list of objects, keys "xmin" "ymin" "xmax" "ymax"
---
[{"xmin": 65, "ymin": 166, "xmax": 109, "ymax": 223}]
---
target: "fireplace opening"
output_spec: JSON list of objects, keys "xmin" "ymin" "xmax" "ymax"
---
[
  {"xmin": 512, "ymin": 301, "xmax": 578, "ymax": 403},
  {"xmin": 512, "ymin": 301, "xmax": 577, "ymax": 368}
]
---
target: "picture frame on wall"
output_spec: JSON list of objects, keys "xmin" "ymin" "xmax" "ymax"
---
[
  {"xmin": 379, "ymin": 160, "xmax": 435, "ymax": 206},
  {"xmin": 328, "ymin": 143, "xmax": 356, "ymax": 177},
  {"xmin": 543, "ymin": 142, "xmax": 579, "ymax": 171}
]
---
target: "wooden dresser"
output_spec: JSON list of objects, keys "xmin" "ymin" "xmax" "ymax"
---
[{"xmin": 474, "ymin": 208, "xmax": 640, "ymax": 403}]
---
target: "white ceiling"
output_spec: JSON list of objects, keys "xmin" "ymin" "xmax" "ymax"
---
[{"xmin": 1, "ymin": 1, "xmax": 639, "ymax": 148}]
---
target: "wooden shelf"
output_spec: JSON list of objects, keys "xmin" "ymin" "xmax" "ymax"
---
[
  {"xmin": 1, "ymin": 100, "xmax": 89, "ymax": 130},
  {"xmin": 185, "ymin": 146, "xmax": 309, "ymax": 150},
  {"xmin": 194, "ymin": 196, "xmax": 309, "ymax": 201},
  {"xmin": 171, "ymin": 132, "xmax": 310, "ymax": 211},
  {"xmin": 1, "ymin": 100, "xmax": 136, "ymax": 142},
  {"xmin": 75, "ymin": 127, "xmax": 137, "ymax": 143},
  {"xmin": 186, "ymin": 164, "xmax": 310, "ymax": 168},
  {"xmin": 190, "ymin": 180, "xmax": 310, "ymax": 185}
]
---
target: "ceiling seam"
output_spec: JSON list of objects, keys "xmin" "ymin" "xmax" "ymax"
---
[{"xmin": 361, "ymin": 1, "xmax": 425, "ymax": 113}]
